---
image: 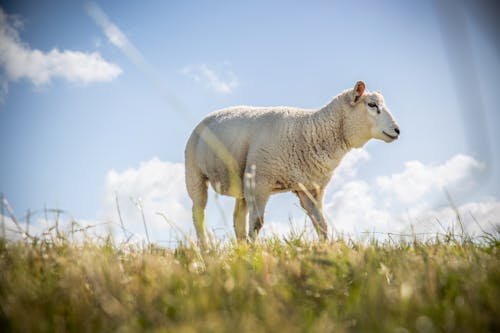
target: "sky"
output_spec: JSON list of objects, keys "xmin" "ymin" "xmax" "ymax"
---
[{"xmin": 1, "ymin": 0, "xmax": 499, "ymax": 245}]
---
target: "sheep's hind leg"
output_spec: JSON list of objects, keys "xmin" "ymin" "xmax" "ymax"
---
[
  {"xmin": 186, "ymin": 171, "xmax": 209, "ymax": 247},
  {"xmin": 193, "ymin": 203, "xmax": 207, "ymax": 247},
  {"xmin": 233, "ymin": 198, "xmax": 248, "ymax": 241},
  {"xmin": 296, "ymin": 188, "xmax": 328, "ymax": 240}
]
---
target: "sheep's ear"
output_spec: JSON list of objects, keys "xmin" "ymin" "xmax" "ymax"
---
[{"xmin": 352, "ymin": 81, "xmax": 366, "ymax": 105}]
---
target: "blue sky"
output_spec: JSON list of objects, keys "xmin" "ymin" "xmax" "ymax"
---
[{"xmin": 1, "ymin": 1, "xmax": 499, "ymax": 243}]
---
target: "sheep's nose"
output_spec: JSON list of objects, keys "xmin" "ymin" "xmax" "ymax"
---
[{"xmin": 394, "ymin": 127, "xmax": 400, "ymax": 135}]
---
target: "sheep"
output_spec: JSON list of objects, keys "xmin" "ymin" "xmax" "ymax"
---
[{"xmin": 185, "ymin": 81, "xmax": 400, "ymax": 244}]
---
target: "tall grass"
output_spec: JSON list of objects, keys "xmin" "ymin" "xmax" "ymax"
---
[{"xmin": 1, "ymin": 223, "xmax": 499, "ymax": 333}]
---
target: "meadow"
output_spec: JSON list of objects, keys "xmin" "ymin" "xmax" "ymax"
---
[{"xmin": 1, "ymin": 221, "xmax": 499, "ymax": 333}]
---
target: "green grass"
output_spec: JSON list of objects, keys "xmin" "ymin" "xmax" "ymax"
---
[{"xmin": 0, "ymin": 232, "xmax": 499, "ymax": 333}]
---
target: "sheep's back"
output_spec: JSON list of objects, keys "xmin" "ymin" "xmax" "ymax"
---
[{"xmin": 189, "ymin": 106, "xmax": 310, "ymax": 195}]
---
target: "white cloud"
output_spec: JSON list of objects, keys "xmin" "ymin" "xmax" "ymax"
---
[
  {"xmin": 181, "ymin": 64, "xmax": 239, "ymax": 94},
  {"xmin": 100, "ymin": 157, "xmax": 192, "ymax": 244},
  {"xmin": 1, "ymin": 213, "xmax": 21, "ymax": 240},
  {"xmin": 97, "ymin": 17, "xmax": 128, "ymax": 49},
  {"xmin": 331, "ymin": 148, "xmax": 370, "ymax": 185},
  {"xmin": 325, "ymin": 180, "xmax": 393, "ymax": 234},
  {"xmin": 85, "ymin": 3, "xmax": 132, "ymax": 52},
  {"xmin": 0, "ymin": 7, "xmax": 121, "ymax": 100},
  {"xmin": 410, "ymin": 198, "xmax": 500, "ymax": 235},
  {"xmin": 0, "ymin": 210, "xmax": 108, "ymax": 242},
  {"xmin": 86, "ymin": 2, "xmax": 182, "ymax": 109},
  {"xmin": 376, "ymin": 154, "xmax": 484, "ymax": 204},
  {"xmin": 322, "ymin": 154, "xmax": 497, "ymax": 240}
]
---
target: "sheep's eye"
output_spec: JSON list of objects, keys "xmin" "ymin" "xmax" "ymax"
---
[{"xmin": 368, "ymin": 102, "xmax": 380, "ymax": 114}]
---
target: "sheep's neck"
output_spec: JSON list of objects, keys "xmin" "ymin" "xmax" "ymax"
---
[
  {"xmin": 318, "ymin": 94, "xmax": 372, "ymax": 149},
  {"xmin": 342, "ymin": 117, "xmax": 372, "ymax": 149},
  {"xmin": 299, "ymin": 101, "xmax": 351, "ymax": 170}
]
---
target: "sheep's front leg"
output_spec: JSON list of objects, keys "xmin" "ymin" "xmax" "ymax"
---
[
  {"xmin": 233, "ymin": 198, "xmax": 248, "ymax": 241},
  {"xmin": 246, "ymin": 188, "xmax": 270, "ymax": 241},
  {"xmin": 296, "ymin": 188, "xmax": 328, "ymax": 240}
]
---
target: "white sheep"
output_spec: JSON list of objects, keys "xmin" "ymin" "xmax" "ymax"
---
[{"xmin": 185, "ymin": 81, "xmax": 399, "ymax": 244}]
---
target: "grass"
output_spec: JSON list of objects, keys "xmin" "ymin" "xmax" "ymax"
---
[{"xmin": 0, "ymin": 228, "xmax": 499, "ymax": 333}]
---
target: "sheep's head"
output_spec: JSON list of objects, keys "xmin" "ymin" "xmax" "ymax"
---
[{"xmin": 349, "ymin": 81, "xmax": 400, "ymax": 144}]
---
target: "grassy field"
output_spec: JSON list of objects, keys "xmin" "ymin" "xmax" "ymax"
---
[{"xmin": 1, "ymin": 230, "xmax": 499, "ymax": 333}]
